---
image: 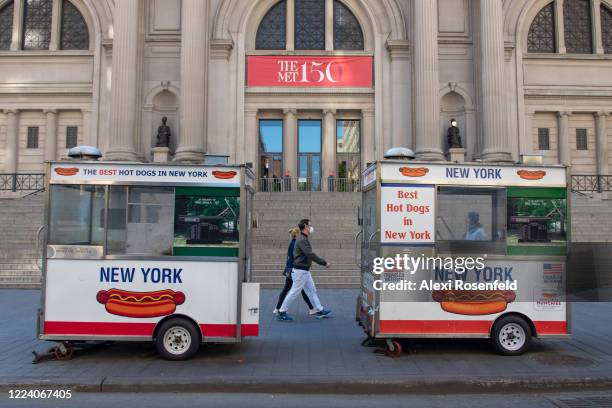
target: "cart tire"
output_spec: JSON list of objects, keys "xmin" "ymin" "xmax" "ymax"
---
[
  {"xmin": 386, "ymin": 339, "xmax": 402, "ymax": 357},
  {"xmin": 53, "ymin": 342, "xmax": 74, "ymax": 361},
  {"xmin": 491, "ymin": 315, "xmax": 531, "ymax": 356},
  {"xmin": 155, "ymin": 318, "xmax": 201, "ymax": 361}
]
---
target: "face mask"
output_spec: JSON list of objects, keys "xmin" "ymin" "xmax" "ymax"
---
[{"xmin": 309, "ymin": 226, "xmax": 314, "ymax": 234}]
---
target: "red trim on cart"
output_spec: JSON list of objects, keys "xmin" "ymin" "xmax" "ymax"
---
[
  {"xmin": 380, "ymin": 320, "xmax": 568, "ymax": 335},
  {"xmin": 44, "ymin": 321, "xmax": 259, "ymax": 337}
]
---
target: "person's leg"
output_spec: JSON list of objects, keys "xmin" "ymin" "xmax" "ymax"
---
[
  {"xmin": 302, "ymin": 271, "xmax": 323, "ymax": 312},
  {"xmin": 276, "ymin": 276, "xmax": 293, "ymax": 310},
  {"xmin": 279, "ymin": 269, "xmax": 308, "ymax": 313},
  {"xmin": 301, "ymin": 289, "xmax": 314, "ymax": 310}
]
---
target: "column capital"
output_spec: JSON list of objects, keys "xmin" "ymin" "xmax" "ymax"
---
[
  {"xmin": 323, "ymin": 108, "xmax": 336, "ymax": 116},
  {"xmin": 558, "ymin": 111, "xmax": 572, "ymax": 118},
  {"xmin": 43, "ymin": 109, "xmax": 58, "ymax": 115},
  {"xmin": 5, "ymin": 109, "xmax": 19, "ymax": 115},
  {"xmin": 283, "ymin": 108, "xmax": 297, "ymax": 116},
  {"xmin": 595, "ymin": 111, "xmax": 610, "ymax": 118}
]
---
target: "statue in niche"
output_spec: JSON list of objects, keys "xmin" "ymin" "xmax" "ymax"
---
[
  {"xmin": 156, "ymin": 116, "xmax": 171, "ymax": 148},
  {"xmin": 447, "ymin": 118, "xmax": 463, "ymax": 149}
]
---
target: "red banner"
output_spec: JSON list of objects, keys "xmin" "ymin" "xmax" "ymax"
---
[{"xmin": 247, "ymin": 56, "xmax": 373, "ymax": 88}]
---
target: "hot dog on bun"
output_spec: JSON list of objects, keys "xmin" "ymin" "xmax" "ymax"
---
[
  {"xmin": 399, "ymin": 167, "xmax": 429, "ymax": 177},
  {"xmin": 212, "ymin": 170, "xmax": 237, "ymax": 180},
  {"xmin": 517, "ymin": 170, "xmax": 546, "ymax": 180},
  {"xmin": 96, "ymin": 289, "xmax": 185, "ymax": 318},
  {"xmin": 432, "ymin": 290, "xmax": 516, "ymax": 316}
]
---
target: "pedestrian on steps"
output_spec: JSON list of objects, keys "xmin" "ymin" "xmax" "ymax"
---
[
  {"xmin": 273, "ymin": 227, "xmax": 318, "ymax": 316},
  {"xmin": 277, "ymin": 219, "xmax": 332, "ymax": 321}
]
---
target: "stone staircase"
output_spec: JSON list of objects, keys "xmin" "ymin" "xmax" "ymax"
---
[
  {"xmin": 251, "ymin": 192, "xmax": 362, "ymax": 288},
  {"xmin": 570, "ymin": 193, "xmax": 612, "ymax": 243},
  {"xmin": 0, "ymin": 193, "xmax": 44, "ymax": 288}
]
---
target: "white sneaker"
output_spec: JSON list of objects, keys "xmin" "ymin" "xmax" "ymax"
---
[
  {"xmin": 309, "ymin": 309, "xmax": 318, "ymax": 315},
  {"xmin": 273, "ymin": 308, "xmax": 279, "ymax": 315}
]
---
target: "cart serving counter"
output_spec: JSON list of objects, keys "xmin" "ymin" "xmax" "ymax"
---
[
  {"xmin": 356, "ymin": 161, "xmax": 570, "ymax": 355},
  {"xmin": 38, "ymin": 161, "xmax": 259, "ymax": 360}
]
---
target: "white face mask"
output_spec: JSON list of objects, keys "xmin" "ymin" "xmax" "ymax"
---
[{"xmin": 309, "ymin": 226, "xmax": 314, "ymax": 234}]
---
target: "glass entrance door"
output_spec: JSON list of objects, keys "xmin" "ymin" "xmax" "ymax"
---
[
  {"xmin": 298, "ymin": 120, "xmax": 322, "ymax": 191},
  {"xmin": 259, "ymin": 119, "xmax": 283, "ymax": 191}
]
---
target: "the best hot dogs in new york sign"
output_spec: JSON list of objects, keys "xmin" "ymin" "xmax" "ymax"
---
[{"xmin": 381, "ymin": 185, "xmax": 435, "ymax": 244}]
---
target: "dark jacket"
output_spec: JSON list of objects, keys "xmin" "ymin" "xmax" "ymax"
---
[
  {"xmin": 293, "ymin": 233, "xmax": 327, "ymax": 271},
  {"xmin": 283, "ymin": 238, "xmax": 296, "ymax": 275}
]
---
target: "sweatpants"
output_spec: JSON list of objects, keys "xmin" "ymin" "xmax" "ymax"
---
[{"xmin": 279, "ymin": 268, "xmax": 323, "ymax": 313}]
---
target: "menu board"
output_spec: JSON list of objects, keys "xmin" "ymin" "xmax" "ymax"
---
[{"xmin": 380, "ymin": 185, "xmax": 435, "ymax": 244}]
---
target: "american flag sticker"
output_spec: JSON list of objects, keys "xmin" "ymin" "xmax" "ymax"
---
[{"xmin": 543, "ymin": 263, "xmax": 563, "ymax": 284}]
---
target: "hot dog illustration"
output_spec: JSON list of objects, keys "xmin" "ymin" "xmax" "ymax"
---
[
  {"xmin": 212, "ymin": 170, "xmax": 237, "ymax": 180},
  {"xmin": 432, "ymin": 290, "xmax": 516, "ymax": 316},
  {"xmin": 399, "ymin": 167, "xmax": 429, "ymax": 177},
  {"xmin": 54, "ymin": 167, "xmax": 79, "ymax": 176},
  {"xmin": 517, "ymin": 170, "xmax": 546, "ymax": 180},
  {"xmin": 96, "ymin": 289, "xmax": 185, "ymax": 318}
]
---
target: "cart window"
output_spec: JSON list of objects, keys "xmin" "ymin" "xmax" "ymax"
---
[
  {"xmin": 173, "ymin": 187, "xmax": 240, "ymax": 257},
  {"xmin": 507, "ymin": 188, "xmax": 567, "ymax": 256},
  {"xmin": 107, "ymin": 186, "xmax": 175, "ymax": 256},
  {"xmin": 49, "ymin": 185, "xmax": 105, "ymax": 245},
  {"xmin": 436, "ymin": 187, "xmax": 506, "ymax": 255}
]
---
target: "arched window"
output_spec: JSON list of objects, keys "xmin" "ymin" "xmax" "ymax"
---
[
  {"xmin": 603, "ymin": 4, "xmax": 612, "ymax": 54},
  {"xmin": 563, "ymin": 0, "xmax": 593, "ymax": 53},
  {"xmin": 22, "ymin": 0, "xmax": 53, "ymax": 50},
  {"xmin": 0, "ymin": 1, "xmax": 14, "ymax": 50},
  {"xmin": 60, "ymin": 0, "xmax": 88, "ymax": 50},
  {"xmin": 527, "ymin": 2, "xmax": 556, "ymax": 53},
  {"xmin": 333, "ymin": 0, "xmax": 363, "ymax": 50},
  {"xmin": 295, "ymin": 0, "xmax": 325, "ymax": 50},
  {"xmin": 256, "ymin": 0, "xmax": 286, "ymax": 50}
]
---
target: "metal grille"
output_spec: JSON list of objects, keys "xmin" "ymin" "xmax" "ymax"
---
[
  {"xmin": 538, "ymin": 128, "xmax": 550, "ymax": 150},
  {"xmin": 60, "ymin": 0, "xmax": 88, "ymax": 50},
  {"xmin": 603, "ymin": 4, "xmax": 612, "ymax": 54},
  {"xmin": 0, "ymin": 173, "xmax": 45, "ymax": 191},
  {"xmin": 255, "ymin": 0, "xmax": 286, "ymax": 50},
  {"xmin": 563, "ymin": 0, "xmax": 593, "ymax": 54},
  {"xmin": 22, "ymin": 0, "xmax": 52, "ymax": 50},
  {"xmin": 0, "ymin": 1, "xmax": 14, "ymax": 50},
  {"xmin": 27, "ymin": 126, "xmax": 39, "ymax": 149},
  {"xmin": 333, "ymin": 0, "xmax": 363, "ymax": 50},
  {"xmin": 572, "ymin": 175, "xmax": 612, "ymax": 192},
  {"xmin": 295, "ymin": 0, "xmax": 325, "ymax": 50},
  {"xmin": 528, "ymin": 2, "xmax": 556, "ymax": 53},
  {"xmin": 65, "ymin": 126, "xmax": 78, "ymax": 148},
  {"xmin": 576, "ymin": 128, "xmax": 588, "ymax": 150}
]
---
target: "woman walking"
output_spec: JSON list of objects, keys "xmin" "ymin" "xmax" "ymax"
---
[{"xmin": 273, "ymin": 228, "xmax": 317, "ymax": 315}]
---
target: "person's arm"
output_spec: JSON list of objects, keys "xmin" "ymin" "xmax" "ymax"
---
[
  {"xmin": 285, "ymin": 241, "xmax": 295, "ymax": 273},
  {"xmin": 301, "ymin": 238, "xmax": 327, "ymax": 266}
]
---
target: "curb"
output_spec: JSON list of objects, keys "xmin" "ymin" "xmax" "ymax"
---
[{"xmin": 1, "ymin": 375, "xmax": 612, "ymax": 394}]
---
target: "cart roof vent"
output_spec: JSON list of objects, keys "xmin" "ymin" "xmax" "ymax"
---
[
  {"xmin": 384, "ymin": 147, "xmax": 416, "ymax": 160},
  {"xmin": 68, "ymin": 145, "xmax": 103, "ymax": 161}
]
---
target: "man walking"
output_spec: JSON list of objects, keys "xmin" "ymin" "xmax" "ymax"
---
[{"xmin": 277, "ymin": 219, "xmax": 332, "ymax": 321}]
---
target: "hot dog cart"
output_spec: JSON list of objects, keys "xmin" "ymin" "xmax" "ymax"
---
[
  {"xmin": 356, "ymin": 159, "xmax": 570, "ymax": 355},
  {"xmin": 38, "ymin": 159, "xmax": 259, "ymax": 360}
]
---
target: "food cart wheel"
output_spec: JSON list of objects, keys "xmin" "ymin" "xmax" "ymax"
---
[
  {"xmin": 53, "ymin": 342, "xmax": 74, "ymax": 361},
  {"xmin": 385, "ymin": 339, "xmax": 402, "ymax": 357},
  {"xmin": 155, "ymin": 317, "xmax": 201, "ymax": 361},
  {"xmin": 491, "ymin": 315, "xmax": 532, "ymax": 356}
]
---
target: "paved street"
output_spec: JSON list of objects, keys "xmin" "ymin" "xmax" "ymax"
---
[{"xmin": 1, "ymin": 289, "xmax": 612, "ymax": 393}]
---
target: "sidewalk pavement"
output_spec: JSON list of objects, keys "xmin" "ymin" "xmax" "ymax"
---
[{"xmin": 1, "ymin": 289, "xmax": 612, "ymax": 394}]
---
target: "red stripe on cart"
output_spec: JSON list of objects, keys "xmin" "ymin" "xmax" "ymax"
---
[
  {"xmin": 44, "ymin": 322, "xmax": 259, "ymax": 337},
  {"xmin": 379, "ymin": 320, "xmax": 567, "ymax": 335}
]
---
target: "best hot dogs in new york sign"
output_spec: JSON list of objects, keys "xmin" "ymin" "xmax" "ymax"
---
[
  {"xmin": 381, "ymin": 184, "xmax": 435, "ymax": 244},
  {"xmin": 50, "ymin": 163, "xmax": 241, "ymax": 186}
]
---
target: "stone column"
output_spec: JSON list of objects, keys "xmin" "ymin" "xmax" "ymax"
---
[
  {"xmin": 362, "ymin": 109, "xmax": 375, "ymax": 168},
  {"xmin": 286, "ymin": 0, "xmax": 295, "ymax": 50},
  {"xmin": 480, "ymin": 0, "xmax": 514, "ymax": 163},
  {"xmin": 5, "ymin": 110, "xmax": 19, "ymax": 173},
  {"xmin": 10, "ymin": 0, "xmax": 23, "ymax": 51},
  {"xmin": 325, "ymin": 0, "xmax": 334, "ymax": 51},
  {"xmin": 522, "ymin": 110, "xmax": 535, "ymax": 156},
  {"xmin": 81, "ymin": 108, "xmax": 92, "ymax": 147},
  {"xmin": 105, "ymin": 0, "xmax": 140, "ymax": 161},
  {"xmin": 175, "ymin": 0, "xmax": 209, "ymax": 163},
  {"xmin": 283, "ymin": 109, "xmax": 298, "ymax": 189},
  {"xmin": 386, "ymin": 40, "xmax": 411, "ymax": 149},
  {"xmin": 558, "ymin": 111, "xmax": 571, "ymax": 166},
  {"xmin": 49, "ymin": 0, "xmax": 61, "ymax": 51},
  {"xmin": 593, "ymin": 0, "xmax": 605, "ymax": 55},
  {"xmin": 595, "ymin": 111, "xmax": 609, "ymax": 175},
  {"xmin": 44, "ymin": 109, "xmax": 58, "ymax": 162},
  {"xmin": 322, "ymin": 109, "xmax": 336, "ymax": 191},
  {"xmin": 245, "ymin": 109, "xmax": 259, "ymax": 180},
  {"xmin": 413, "ymin": 0, "xmax": 444, "ymax": 161},
  {"xmin": 555, "ymin": 0, "xmax": 566, "ymax": 54}
]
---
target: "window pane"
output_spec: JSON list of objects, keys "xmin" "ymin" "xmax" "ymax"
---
[
  {"xmin": 295, "ymin": 0, "xmax": 325, "ymax": 50},
  {"xmin": 66, "ymin": 126, "xmax": 78, "ymax": 148},
  {"xmin": 173, "ymin": 188, "xmax": 240, "ymax": 257},
  {"xmin": 538, "ymin": 128, "xmax": 550, "ymax": 150},
  {"xmin": 576, "ymin": 128, "xmax": 588, "ymax": 150},
  {"xmin": 527, "ymin": 2, "xmax": 556, "ymax": 53},
  {"xmin": 259, "ymin": 120, "xmax": 283, "ymax": 153},
  {"xmin": 22, "ymin": 0, "xmax": 52, "ymax": 50},
  {"xmin": 49, "ymin": 184, "xmax": 105, "ymax": 245},
  {"xmin": 602, "ymin": 5, "xmax": 612, "ymax": 54},
  {"xmin": 0, "ymin": 1, "xmax": 14, "ymax": 50},
  {"xmin": 60, "ymin": 0, "xmax": 89, "ymax": 50},
  {"xmin": 108, "ymin": 186, "xmax": 175, "ymax": 256},
  {"xmin": 298, "ymin": 120, "xmax": 321, "ymax": 153},
  {"xmin": 436, "ymin": 187, "xmax": 506, "ymax": 255},
  {"xmin": 27, "ymin": 126, "xmax": 39, "ymax": 149},
  {"xmin": 564, "ymin": 0, "xmax": 593, "ymax": 54},
  {"xmin": 336, "ymin": 120, "xmax": 360, "ymax": 153},
  {"xmin": 256, "ymin": 0, "xmax": 286, "ymax": 50},
  {"xmin": 333, "ymin": 0, "xmax": 363, "ymax": 50}
]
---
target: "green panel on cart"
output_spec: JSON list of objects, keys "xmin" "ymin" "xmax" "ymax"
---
[
  {"xmin": 175, "ymin": 187, "xmax": 240, "ymax": 197},
  {"xmin": 506, "ymin": 187, "xmax": 566, "ymax": 199},
  {"xmin": 173, "ymin": 246, "xmax": 239, "ymax": 257},
  {"xmin": 507, "ymin": 245, "xmax": 567, "ymax": 256}
]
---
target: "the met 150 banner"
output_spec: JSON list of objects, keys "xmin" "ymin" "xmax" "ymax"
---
[{"xmin": 247, "ymin": 56, "xmax": 373, "ymax": 87}]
